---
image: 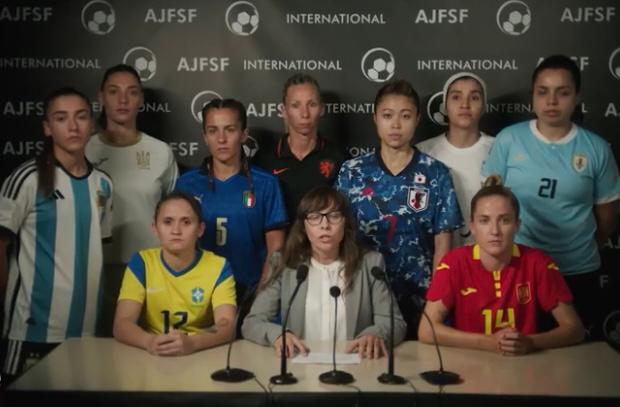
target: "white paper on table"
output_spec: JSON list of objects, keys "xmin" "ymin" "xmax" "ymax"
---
[{"xmin": 292, "ymin": 352, "xmax": 361, "ymax": 365}]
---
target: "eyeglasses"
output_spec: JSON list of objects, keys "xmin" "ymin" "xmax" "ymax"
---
[{"xmin": 305, "ymin": 211, "xmax": 344, "ymax": 225}]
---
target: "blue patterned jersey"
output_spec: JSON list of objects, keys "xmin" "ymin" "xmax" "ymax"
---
[
  {"xmin": 176, "ymin": 165, "xmax": 287, "ymax": 288},
  {"xmin": 336, "ymin": 150, "xmax": 463, "ymax": 293}
]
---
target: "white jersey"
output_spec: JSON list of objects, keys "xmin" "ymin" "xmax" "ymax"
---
[
  {"xmin": 86, "ymin": 132, "xmax": 178, "ymax": 264},
  {"xmin": 416, "ymin": 132, "xmax": 494, "ymax": 247},
  {"xmin": 0, "ymin": 160, "xmax": 113, "ymax": 343}
]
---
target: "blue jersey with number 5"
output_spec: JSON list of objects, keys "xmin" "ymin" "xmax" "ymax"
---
[{"xmin": 482, "ymin": 120, "xmax": 620, "ymax": 275}]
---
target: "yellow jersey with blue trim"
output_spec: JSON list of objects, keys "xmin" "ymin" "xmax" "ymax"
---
[{"xmin": 118, "ymin": 248, "xmax": 236, "ymax": 335}]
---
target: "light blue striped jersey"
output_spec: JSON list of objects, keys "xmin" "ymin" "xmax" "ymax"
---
[
  {"xmin": 0, "ymin": 159, "xmax": 113, "ymax": 343},
  {"xmin": 482, "ymin": 120, "xmax": 620, "ymax": 275}
]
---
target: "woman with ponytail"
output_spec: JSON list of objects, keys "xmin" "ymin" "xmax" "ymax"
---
[
  {"xmin": 419, "ymin": 177, "xmax": 584, "ymax": 355},
  {"xmin": 86, "ymin": 64, "xmax": 178, "ymax": 336},
  {"xmin": 175, "ymin": 98, "xmax": 287, "ymax": 307},
  {"xmin": 0, "ymin": 88, "xmax": 113, "ymax": 382}
]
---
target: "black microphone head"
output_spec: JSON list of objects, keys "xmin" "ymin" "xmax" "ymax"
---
[
  {"xmin": 296, "ymin": 264, "xmax": 309, "ymax": 283},
  {"xmin": 371, "ymin": 266, "xmax": 386, "ymax": 281},
  {"xmin": 329, "ymin": 285, "xmax": 341, "ymax": 298}
]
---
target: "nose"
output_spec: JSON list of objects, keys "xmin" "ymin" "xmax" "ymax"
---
[
  {"xmin": 547, "ymin": 92, "xmax": 558, "ymax": 106},
  {"xmin": 318, "ymin": 215, "xmax": 331, "ymax": 228},
  {"xmin": 391, "ymin": 116, "xmax": 401, "ymax": 128},
  {"xmin": 490, "ymin": 221, "xmax": 500, "ymax": 235},
  {"xmin": 119, "ymin": 90, "xmax": 128, "ymax": 104},
  {"xmin": 171, "ymin": 221, "xmax": 181, "ymax": 234},
  {"xmin": 67, "ymin": 116, "xmax": 78, "ymax": 131},
  {"xmin": 300, "ymin": 105, "xmax": 310, "ymax": 118}
]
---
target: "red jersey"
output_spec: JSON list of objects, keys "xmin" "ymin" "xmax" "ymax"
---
[{"xmin": 426, "ymin": 244, "xmax": 572, "ymax": 335}]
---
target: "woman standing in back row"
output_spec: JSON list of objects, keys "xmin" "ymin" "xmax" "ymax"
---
[
  {"xmin": 86, "ymin": 64, "xmax": 179, "ymax": 336},
  {"xmin": 482, "ymin": 55, "xmax": 620, "ymax": 338}
]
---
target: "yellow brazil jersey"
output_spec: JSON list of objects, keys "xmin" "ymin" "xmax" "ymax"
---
[{"xmin": 118, "ymin": 248, "xmax": 236, "ymax": 335}]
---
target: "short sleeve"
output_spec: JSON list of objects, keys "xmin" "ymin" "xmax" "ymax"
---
[
  {"xmin": 432, "ymin": 167, "xmax": 464, "ymax": 234},
  {"xmin": 117, "ymin": 253, "xmax": 147, "ymax": 303},
  {"xmin": 212, "ymin": 260, "xmax": 237, "ymax": 308},
  {"xmin": 262, "ymin": 175, "xmax": 288, "ymax": 231},
  {"xmin": 535, "ymin": 255, "xmax": 573, "ymax": 312},
  {"xmin": 426, "ymin": 255, "xmax": 457, "ymax": 310},
  {"xmin": 0, "ymin": 164, "xmax": 37, "ymax": 236},
  {"xmin": 481, "ymin": 131, "xmax": 510, "ymax": 182},
  {"xmin": 593, "ymin": 143, "xmax": 620, "ymax": 204},
  {"xmin": 98, "ymin": 175, "xmax": 114, "ymax": 239},
  {"xmin": 162, "ymin": 147, "xmax": 179, "ymax": 194},
  {"xmin": 334, "ymin": 160, "xmax": 353, "ymax": 196}
]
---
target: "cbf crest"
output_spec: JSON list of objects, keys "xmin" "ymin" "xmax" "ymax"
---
[
  {"xmin": 572, "ymin": 154, "xmax": 587, "ymax": 173},
  {"xmin": 408, "ymin": 187, "xmax": 429, "ymax": 212}
]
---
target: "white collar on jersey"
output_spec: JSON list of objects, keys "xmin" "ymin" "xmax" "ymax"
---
[{"xmin": 529, "ymin": 120, "xmax": 578, "ymax": 145}]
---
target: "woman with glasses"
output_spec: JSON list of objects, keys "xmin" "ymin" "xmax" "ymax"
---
[{"xmin": 242, "ymin": 187, "xmax": 406, "ymax": 359}]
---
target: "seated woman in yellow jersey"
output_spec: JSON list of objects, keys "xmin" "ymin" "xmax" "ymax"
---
[
  {"xmin": 418, "ymin": 178, "xmax": 584, "ymax": 355},
  {"xmin": 113, "ymin": 192, "xmax": 236, "ymax": 356},
  {"xmin": 242, "ymin": 187, "xmax": 406, "ymax": 359}
]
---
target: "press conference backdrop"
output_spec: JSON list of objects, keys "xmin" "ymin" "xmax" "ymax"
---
[{"xmin": 1, "ymin": 0, "xmax": 619, "ymax": 341}]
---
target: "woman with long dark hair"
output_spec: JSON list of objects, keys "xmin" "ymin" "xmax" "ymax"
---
[
  {"xmin": 242, "ymin": 187, "xmax": 405, "ymax": 359},
  {"xmin": 86, "ymin": 64, "xmax": 178, "ymax": 335},
  {"xmin": 482, "ymin": 55, "xmax": 620, "ymax": 338},
  {"xmin": 0, "ymin": 88, "xmax": 113, "ymax": 382}
]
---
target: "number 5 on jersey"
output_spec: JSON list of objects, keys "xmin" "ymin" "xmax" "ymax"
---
[{"xmin": 216, "ymin": 217, "xmax": 227, "ymax": 246}]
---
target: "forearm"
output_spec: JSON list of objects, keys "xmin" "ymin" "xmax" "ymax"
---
[
  {"xmin": 527, "ymin": 323, "xmax": 585, "ymax": 350},
  {"xmin": 419, "ymin": 319, "xmax": 495, "ymax": 352},
  {"xmin": 595, "ymin": 201, "xmax": 619, "ymax": 245},
  {"xmin": 190, "ymin": 318, "xmax": 235, "ymax": 351},
  {"xmin": 113, "ymin": 318, "xmax": 156, "ymax": 351}
]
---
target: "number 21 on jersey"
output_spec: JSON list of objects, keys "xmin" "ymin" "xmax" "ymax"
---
[{"xmin": 482, "ymin": 308, "xmax": 515, "ymax": 335}]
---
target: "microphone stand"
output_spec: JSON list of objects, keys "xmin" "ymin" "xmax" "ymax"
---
[
  {"xmin": 319, "ymin": 286, "xmax": 354, "ymax": 385},
  {"xmin": 211, "ymin": 285, "xmax": 256, "ymax": 382},
  {"xmin": 416, "ymin": 298, "xmax": 461, "ymax": 385},
  {"xmin": 270, "ymin": 265, "xmax": 309, "ymax": 385},
  {"xmin": 370, "ymin": 267, "xmax": 406, "ymax": 384}
]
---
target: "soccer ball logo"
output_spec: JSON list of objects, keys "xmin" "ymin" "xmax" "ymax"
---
[
  {"xmin": 123, "ymin": 47, "xmax": 157, "ymax": 82},
  {"xmin": 225, "ymin": 1, "xmax": 259, "ymax": 36},
  {"xmin": 191, "ymin": 90, "xmax": 224, "ymax": 123},
  {"xmin": 81, "ymin": 0, "xmax": 115, "ymax": 35},
  {"xmin": 361, "ymin": 48, "xmax": 395, "ymax": 83},
  {"xmin": 496, "ymin": 0, "xmax": 532, "ymax": 36},
  {"xmin": 603, "ymin": 310, "xmax": 620, "ymax": 349},
  {"xmin": 609, "ymin": 47, "xmax": 620, "ymax": 80},
  {"xmin": 243, "ymin": 135, "xmax": 259, "ymax": 158},
  {"xmin": 427, "ymin": 92, "xmax": 448, "ymax": 126}
]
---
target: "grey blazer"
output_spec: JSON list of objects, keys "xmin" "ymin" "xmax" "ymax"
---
[{"xmin": 241, "ymin": 251, "xmax": 407, "ymax": 346}]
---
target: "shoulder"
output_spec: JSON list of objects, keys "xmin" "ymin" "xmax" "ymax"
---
[
  {"xmin": 140, "ymin": 133, "xmax": 175, "ymax": 153},
  {"xmin": 361, "ymin": 250, "xmax": 384, "ymax": 268},
  {"xmin": 340, "ymin": 152, "xmax": 375, "ymax": 171},
  {"xmin": 416, "ymin": 149, "xmax": 451, "ymax": 174},
  {"xmin": 443, "ymin": 245, "xmax": 471, "ymax": 265},
  {"xmin": 249, "ymin": 165, "xmax": 279, "ymax": 183},
  {"xmin": 199, "ymin": 249, "xmax": 228, "ymax": 269},
  {"xmin": 416, "ymin": 134, "xmax": 444, "ymax": 153},
  {"xmin": 575, "ymin": 126, "xmax": 611, "ymax": 150},
  {"xmin": 1, "ymin": 159, "xmax": 38, "ymax": 199},
  {"xmin": 518, "ymin": 244, "xmax": 554, "ymax": 264},
  {"xmin": 91, "ymin": 164, "xmax": 113, "ymax": 184},
  {"xmin": 177, "ymin": 168, "xmax": 205, "ymax": 185},
  {"xmin": 495, "ymin": 121, "xmax": 531, "ymax": 141},
  {"xmin": 479, "ymin": 133, "xmax": 496, "ymax": 147}
]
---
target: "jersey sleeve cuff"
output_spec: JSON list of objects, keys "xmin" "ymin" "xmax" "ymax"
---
[{"xmin": 264, "ymin": 221, "xmax": 288, "ymax": 232}]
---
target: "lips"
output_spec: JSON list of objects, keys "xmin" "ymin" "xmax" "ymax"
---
[
  {"xmin": 116, "ymin": 108, "xmax": 130, "ymax": 114},
  {"xmin": 544, "ymin": 110, "xmax": 560, "ymax": 116}
]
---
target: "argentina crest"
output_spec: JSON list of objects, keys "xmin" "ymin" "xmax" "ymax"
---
[{"xmin": 407, "ymin": 186, "xmax": 429, "ymax": 212}]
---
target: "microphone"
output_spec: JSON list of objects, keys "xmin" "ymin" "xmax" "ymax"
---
[
  {"xmin": 270, "ymin": 264, "xmax": 309, "ymax": 385},
  {"xmin": 318, "ymin": 285, "xmax": 355, "ymax": 384},
  {"xmin": 211, "ymin": 284, "xmax": 258, "ymax": 382},
  {"xmin": 413, "ymin": 296, "xmax": 461, "ymax": 385},
  {"xmin": 370, "ymin": 267, "xmax": 406, "ymax": 385}
]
